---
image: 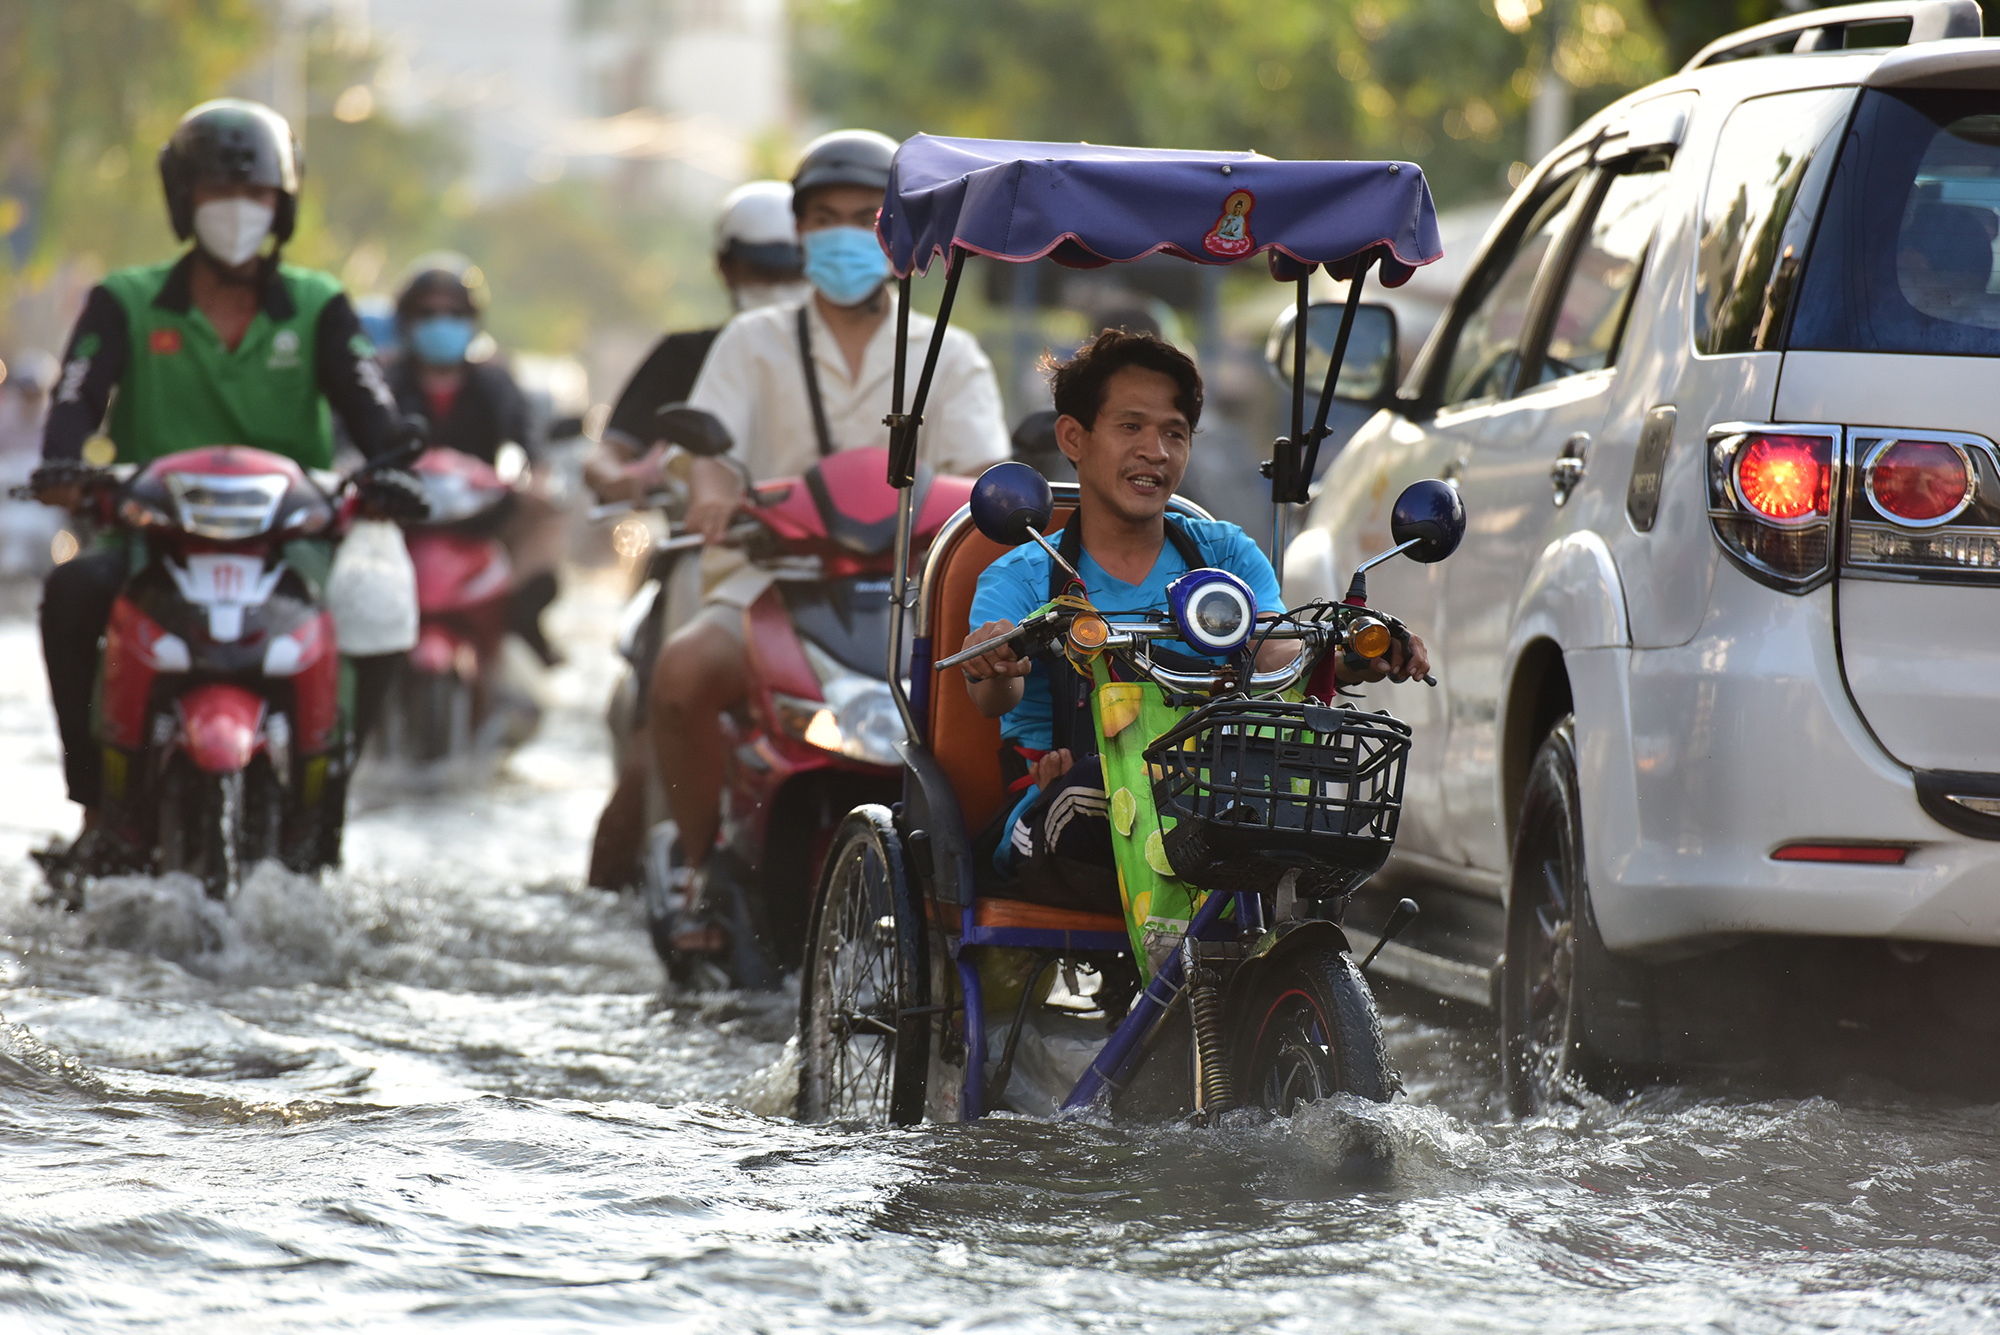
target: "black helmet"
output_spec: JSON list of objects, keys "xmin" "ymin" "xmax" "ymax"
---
[
  {"xmin": 158, "ymin": 99, "xmax": 302, "ymax": 244},
  {"xmin": 394, "ymin": 252, "xmax": 488, "ymax": 325},
  {"xmin": 789, "ymin": 129, "xmax": 898, "ymax": 215}
]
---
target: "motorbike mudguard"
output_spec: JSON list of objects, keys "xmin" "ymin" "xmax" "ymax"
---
[
  {"xmin": 409, "ymin": 623, "xmax": 470, "ymax": 678},
  {"xmin": 178, "ymin": 682, "xmax": 266, "ymax": 774},
  {"xmin": 1219, "ymin": 918, "xmax": 1360, "ymax": 1019}
]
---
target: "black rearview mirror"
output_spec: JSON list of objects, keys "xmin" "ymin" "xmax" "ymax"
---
[
  {"xmin": 1266, "ymin": 300, "xmax": 1399, "ymax": 404},
  {"xmin": 656, "ymin": 403, "xmax": 734, "ymax": 458}
]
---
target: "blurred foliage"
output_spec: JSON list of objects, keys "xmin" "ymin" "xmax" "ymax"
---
[
  {"xmin": 0, "ymin": 4, "xmax": 719, "ymax": 361},
  {"xmin": 0, "ymin": 0, "xmax": 266, "ymax": 335},
  {"xmin": 797, "ymin": 0, "xmax": 1670, "ymax": 206}
]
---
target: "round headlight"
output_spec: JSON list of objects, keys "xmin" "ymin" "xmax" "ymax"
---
[{"xmin": 1166, "ymin": 568, "xmax": 1258, "ymax": 656}]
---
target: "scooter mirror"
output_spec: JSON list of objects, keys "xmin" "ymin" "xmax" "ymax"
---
[
  {"xmin": 969, "ymin": 461, "xmax": 1054, "ymax": 547},
  {"xmin": 656, "ymin": 403, "xmax": 734, "ymax": 458},
  {"xmin": 1390, "ymin": 479, "xmax": 1466, "ymax": 563}
]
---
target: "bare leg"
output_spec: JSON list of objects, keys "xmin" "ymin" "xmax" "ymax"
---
[
  {"xmin": 649, "ymin": 613, "xmax": 748, "ymax": 870},
  {"xmin": 587, "ymin": 733, "xmax": 651, "ymax": 889}
]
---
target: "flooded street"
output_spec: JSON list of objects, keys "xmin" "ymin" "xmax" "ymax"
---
[{"xmin": 1, "ymin": 575, "xmax": 1997, "ymax": 1332}]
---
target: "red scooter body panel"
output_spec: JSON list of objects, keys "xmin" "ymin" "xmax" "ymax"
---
[
  {"xmin": 179, "ymin": 683, "xmax": 266, "ymax": 774},
  {"xmin": 744, "ymin": 590, "xmax": 821, "ymax": 704},
  {"xmin": 99, "ymin": 598, "xmax": 169, "ymax": 750},
  {"xmin": 409, "ymin": 530, "xmax": 512, "ymax": 616},
  {"xmin": 292, "ymin": 610, "xmax": 341, "ymax": 754}
]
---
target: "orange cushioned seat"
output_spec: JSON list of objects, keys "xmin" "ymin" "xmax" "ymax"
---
[
  {"xmin": 925, "ymin": 504, "xmax": 1075, "ymax": 836},
  {"xmin": 970, "ymin": 897, "xmax": 1127, "ymax": 935}
]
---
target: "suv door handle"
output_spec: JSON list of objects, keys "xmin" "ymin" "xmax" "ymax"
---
[{"xmin": 1550, "ymin": 432, "xmax": 1590, "ymax": 507}]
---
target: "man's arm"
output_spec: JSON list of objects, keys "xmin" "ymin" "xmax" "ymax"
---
[
  {"xmin": 682, "ymin": 318, "xmax": 762, "ymax": 541},
  {"xmin": 41, "ymin": 287, "xmax": 130, "ymax": 462},
  {"xmin": 315, "ymin": 294, "xmax": 403, "ymax": 459}
]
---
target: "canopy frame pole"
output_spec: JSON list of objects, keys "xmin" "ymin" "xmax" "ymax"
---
[
  {"xmin": 1298, "ymin": 250, "xmax": 1374, "ymax": 494},
  {"xmin": 885, "ymin": 249, "xmax": 967, "ymax": 742},
  {"xmin": 1272, "ymin": 274, "xmax": 1310, "ymax": 586}
]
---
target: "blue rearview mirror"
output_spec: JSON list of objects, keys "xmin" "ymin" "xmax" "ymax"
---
[
  {"xmin": 1391, "ymin": 479, "xmax": 1465, "ymax": 563},
  {"xmin": 969, "ymin": 461, "xmax": 1054, "ymax": 546}
]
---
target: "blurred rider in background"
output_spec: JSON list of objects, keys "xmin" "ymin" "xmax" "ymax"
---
[
  {"xmin": 384, "ymin": 256, "xmax": 563, "ymax": 667},
  {"xmin": 0, "ymin": 351, "xmax": 62, "ymax": 577},
  {"xmin": 638, "ymin": 129, "xmax": 1009, "ymax": 955},
  {"xmin": 33, "ymin": 98, "xmax": 415, "ymax": 864},
  {"xmin": 584, "ymin": 179, "xmax": 807, "ymax": 888},
  {"xmin": 585, "ymin": 179, "xmax": 808, "ymax": 504}
]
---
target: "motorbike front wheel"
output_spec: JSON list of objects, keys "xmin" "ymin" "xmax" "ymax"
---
[
  {"xmin": 156, "ymin": 755, "xmax": 283, "ymax": 900},
  {"xmin": 797, "ymin": 806, "xmax": 929, "ymax": 1124},
  {"xmin": 1230, "ymin": 942, "xmax": 1394, "ymax": 1114}
]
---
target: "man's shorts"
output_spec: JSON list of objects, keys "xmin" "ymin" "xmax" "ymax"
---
[{"xmin": 1002, "ymin": 754, "xmax": 1122, "ymax": 914}]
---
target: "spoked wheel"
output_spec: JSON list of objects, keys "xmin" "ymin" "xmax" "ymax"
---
[
  {"xmin": 1231, "ymin": 941, "xmax": 1392, "ymax": 1114},
  {"xmin": 1501, "ymin": 716, "xmax": 1605, "ymax": 1115},
  {"xmin": 798, "ymin": 806, "xmax": 929, "ymax": 1124}
]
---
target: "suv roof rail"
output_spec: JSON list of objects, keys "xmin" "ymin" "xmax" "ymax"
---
[{"xmin": 1682, "ymin": 0, "xmax": 1984, "ymax": 71}]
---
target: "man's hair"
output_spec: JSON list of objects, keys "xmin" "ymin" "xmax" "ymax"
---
[{"xmin": 1048, "ymin": 328, "xmax": 1202, "ymax": 431}]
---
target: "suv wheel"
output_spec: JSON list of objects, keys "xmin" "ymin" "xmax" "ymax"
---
[{"xmin": 1501, "ymin": 715, "xmax": 1617, "ymax": 1114}]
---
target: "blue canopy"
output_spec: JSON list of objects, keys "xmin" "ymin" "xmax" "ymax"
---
[{"xmin": 879, "ymin": 135, "xmax": 1442, "ymax": 286}]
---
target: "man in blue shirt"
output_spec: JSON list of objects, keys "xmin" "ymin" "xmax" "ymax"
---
[{"xmin": 960, "ymin": 329, "xmax": 1429, "ymax": 895}]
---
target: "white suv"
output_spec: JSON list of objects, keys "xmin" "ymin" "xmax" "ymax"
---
[{"xmin": 1285, "ymin": 0, "xmax": 2000, "ymax": 1107}]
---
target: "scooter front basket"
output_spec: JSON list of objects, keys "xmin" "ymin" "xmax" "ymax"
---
[{"xmin": 1145, "ymin": 698, "xmax": 1410, "ymax": 896}]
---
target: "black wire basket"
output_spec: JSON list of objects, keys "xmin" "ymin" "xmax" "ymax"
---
[{"xmin": 1145, "ymin": 698, "xmax": 1411, "ymax": 896}]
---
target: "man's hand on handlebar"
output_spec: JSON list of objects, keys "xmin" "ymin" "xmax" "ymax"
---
[
  {"xmin": 962, "ymin": 618, "xmax": 1032, "ymax": 719},
  {"xmin": 585, "ymin": 441, "xmax": 668, "ymax": 504},
  {"xmin": 1339, "ymin": 626, "xmax": 1431, "ymax": 685},
  {"xmin": 684, "ymin": 454, "xmax": 745, "ymax": 544}
]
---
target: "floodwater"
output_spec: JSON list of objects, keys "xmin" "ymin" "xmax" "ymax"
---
[{"xmin": 2, "ymin": 574, "xmax": 1997, "ymax": 1332}]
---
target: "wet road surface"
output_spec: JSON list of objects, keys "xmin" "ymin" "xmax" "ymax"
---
[{"xmin": 1, "ymin": 573, "xmax": 1997, "ymax": 1332}]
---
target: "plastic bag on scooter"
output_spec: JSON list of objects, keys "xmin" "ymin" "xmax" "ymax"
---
[{"xmin": 326, "ymin": 518, "xmax": 419, "ymax": 655}]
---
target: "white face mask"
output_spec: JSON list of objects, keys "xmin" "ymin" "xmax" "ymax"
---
[
  {"xmin": 732, "ymin": 280, "xmax": 812, "ymax": 312},
  {"xmin": 193, "ymin": 197, "xmax": 274, "ymax": 267}
]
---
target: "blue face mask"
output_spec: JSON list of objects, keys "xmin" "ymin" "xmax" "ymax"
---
[
  {"xmin": 801, "ymin": 226, "xmax": 890, "ymax": 307},
  {"xmin": 410, "ymin": 315, "xmax": 476, "ymax": 366}
]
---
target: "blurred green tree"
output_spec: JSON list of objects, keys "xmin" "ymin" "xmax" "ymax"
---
[
  {"xmin": 0, "ymin": 0, "xmax": 266, "ymax": 344},
  {"xmin": 797, "ymin": 0, "xmax": 1669, "ymax": 205}
]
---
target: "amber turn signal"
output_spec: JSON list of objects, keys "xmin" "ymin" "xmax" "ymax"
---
[
  {"xmin": 1068, "ymin": 613, "xmax": 1110, "ymax": 652},
  {"xmin": 1348, "ymin": 617, "xmax": 1391, "ymax": 660}
]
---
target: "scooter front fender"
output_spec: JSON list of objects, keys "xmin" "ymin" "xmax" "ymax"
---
[
  {"xmin": 1220, "ymin": 917, "xmax": 1359, "ymax": 1018},
  {"xmin": 177, "ymin": 683, "xmax": 266, "ymax": 774}
]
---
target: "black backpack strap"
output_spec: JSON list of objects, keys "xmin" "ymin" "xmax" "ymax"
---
[{"xmin": 795, "ymin": 304, "xmax": 836, "ymax": 458}]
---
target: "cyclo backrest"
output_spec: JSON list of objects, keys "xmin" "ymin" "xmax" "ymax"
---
[{"xmin": 918, "ymin": 482, "xmax": 1215, "ymax": 834}]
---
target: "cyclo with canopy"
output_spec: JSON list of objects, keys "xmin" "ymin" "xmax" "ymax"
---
[{"xmin": 797, "ymin": 135, "xmax": 1462, "ymax": 1124}]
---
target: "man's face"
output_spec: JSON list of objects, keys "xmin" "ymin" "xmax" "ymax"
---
[
  {"xmin": 796, "ymin": 184, "xmax": 881, "ymax": 235},
  {"xmin": 1056, "ymin": 365, "xmax": 1193, "ymax": 526},
  {"xmin": 191, "ymin": 181, "xmax": 280, "ymax": 210}
]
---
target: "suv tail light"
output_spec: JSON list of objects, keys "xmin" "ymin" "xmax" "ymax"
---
[
  {"xmin": 1707, "ymin": 424, "xmax": 1839, "ymax": 592},
  {"xmin": 1846, "ymin": 431, "xmax": 2000, "ymax": 580}
]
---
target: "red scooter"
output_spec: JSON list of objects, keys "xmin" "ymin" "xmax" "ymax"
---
[
  {"xmin": 29, "ymin": 447, "xmax": 379, "ymax": 899},
  {"xmin": 379, "ymin": 446, "xmax": 524, "ymax": 766},
  {"xmin": 631, "ymin": 409, "xmax": 972, "ymax": 988}
]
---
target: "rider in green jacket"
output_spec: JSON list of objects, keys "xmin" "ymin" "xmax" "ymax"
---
[{"xmin": 35, "ymin": 99, "xmax": 414, "ymax": 856}]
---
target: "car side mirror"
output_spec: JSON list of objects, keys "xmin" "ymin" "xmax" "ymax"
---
[
  {"xmin": 1390, "ymin": 479, "xmax": 1465, "ymax": 563},
  {"xmin": 656, "ymin": 403, "xmax": 733, "ymax": 458},
  {"xmin": 969, "ymin": 461, "xmax": 1053, "ymax": 546},
  {"xmin": 1265, "ymin": 300, "xmax": 1400, "ymax": 405}
]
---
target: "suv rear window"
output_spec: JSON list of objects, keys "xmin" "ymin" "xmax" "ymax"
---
[{"xmin": 1792, "ymin": 90, "xmax": 2000, "ymax": 355}]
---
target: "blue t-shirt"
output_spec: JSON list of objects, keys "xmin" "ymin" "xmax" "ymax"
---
[{"xmin": 966, "ymin": 515, "xmax": 1283, "ymax": 751}]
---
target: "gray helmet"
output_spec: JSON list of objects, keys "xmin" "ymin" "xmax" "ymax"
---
[
  {"xmin": 158, "ymin": 99, "xmax": 302, "ymax": 244},
  {"xmin": 789, "ymin": 129, "xmax": 899, "ymax": 216}
]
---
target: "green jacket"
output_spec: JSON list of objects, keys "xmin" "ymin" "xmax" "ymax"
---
[{"xmin": 44, "ymin": 252, "xmax": 399, "ymax": 469}]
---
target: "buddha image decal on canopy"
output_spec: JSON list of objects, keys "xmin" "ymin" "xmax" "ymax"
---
[{"xmin": 1202, "ymin": 190, "xmax": 1256, "ymax": 258}]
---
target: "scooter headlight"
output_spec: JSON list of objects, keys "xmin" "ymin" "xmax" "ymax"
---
[
  {"xmin": 1166, "ymin": 568, "xmax": 1257, "ymax": 656},
  {"xmin": 774, "ymin": 641, "xmax": 905, "ymax": 768}
]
